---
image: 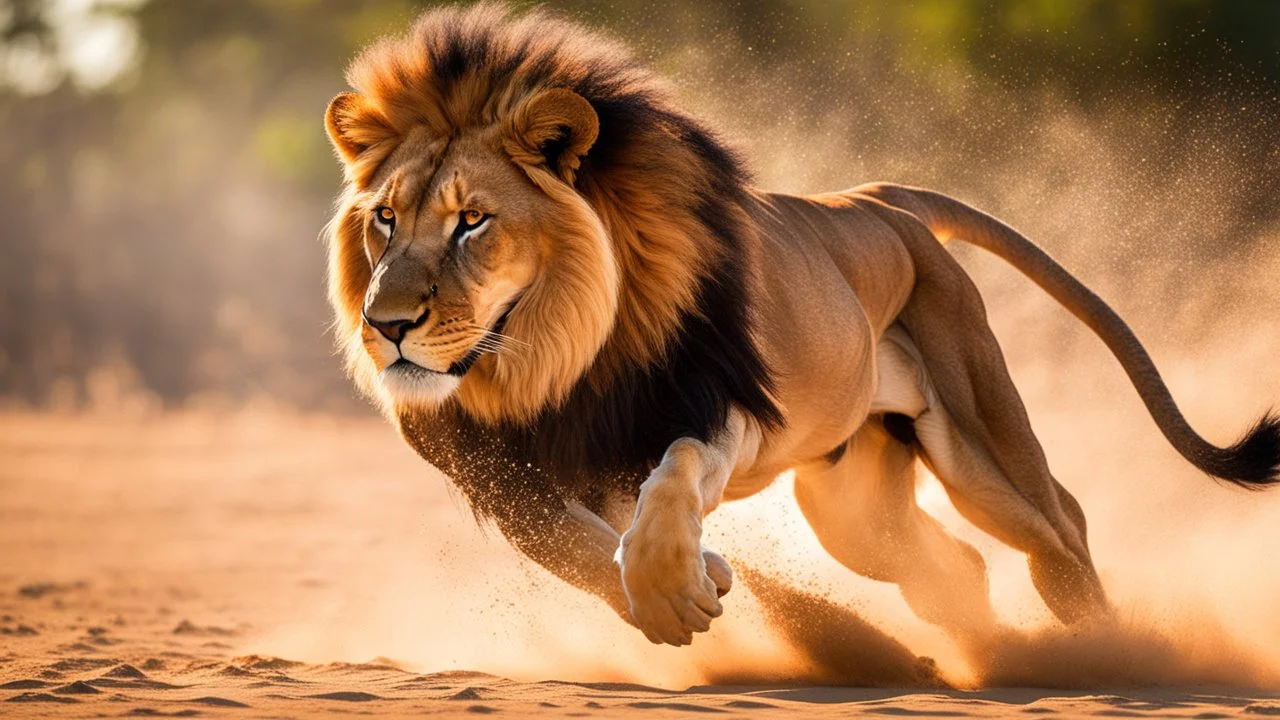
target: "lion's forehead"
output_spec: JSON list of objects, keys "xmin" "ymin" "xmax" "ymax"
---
[
  {"xmin": 365, "ymin": 128, "xmax": 447, "ymax": 192},
  {"xmin": 370, "ymin": 132, "xmax": 529, "ymax": 217}
]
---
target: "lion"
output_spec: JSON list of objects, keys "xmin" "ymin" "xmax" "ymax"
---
[{"xmin": 322, "ymin": 4, "xmax": 1279, "ymax": 646}]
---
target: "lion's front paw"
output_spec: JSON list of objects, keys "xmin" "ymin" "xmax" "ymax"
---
[
  {"xmin": 702, "ymin": 548, "xmax": 733, "ymax": 598},
  {"xmin": 618, "ymin": 522, "xmax": 723, "ymax": 646}
]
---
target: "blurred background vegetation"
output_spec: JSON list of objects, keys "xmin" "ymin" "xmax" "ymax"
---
[{"xmin": 1, "ymin": 0, "xmax": 1277, "ymax": 413}]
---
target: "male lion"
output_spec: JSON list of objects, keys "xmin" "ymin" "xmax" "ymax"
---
[{"xmin": 323, "ymin": 5, "xmax": 1278, "ymax": 646}]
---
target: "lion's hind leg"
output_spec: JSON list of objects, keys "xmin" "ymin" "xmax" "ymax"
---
[
  {"xmin": 793, "ymin": 417, "xmax": 997, "ymax": 637},
  {"xmin": 910, "ymin": 395, "xmax": 1109, "ymax": 625},
  {"xmin": 889, "ymin": 232, "xmax": 1112, "ymax": 624}
]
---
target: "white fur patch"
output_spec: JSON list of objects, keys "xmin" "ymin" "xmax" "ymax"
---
[
  {"xmin": 871, "ymin": 326, "xmax": 929, "ymax": 418},
  {"xmin": 380, "ymin": 362, "xmax": 460, "ymax": 409}
]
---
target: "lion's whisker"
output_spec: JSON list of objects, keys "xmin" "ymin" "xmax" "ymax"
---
[
  {"xmin": 462, "ymin": 321, "xmax": 532, "ymax": 351},
  {"xmin": 471, "ymin": 334, "xmax": 519, "ymax": 357},
  {"xmin": 486, "ymin": 333, "xmax": 530, "ymax": 351}
]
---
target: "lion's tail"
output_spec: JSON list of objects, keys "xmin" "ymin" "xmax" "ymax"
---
[{"xmin": 858, "ymin": 182, "xmax": 1280, "ymax": 488}]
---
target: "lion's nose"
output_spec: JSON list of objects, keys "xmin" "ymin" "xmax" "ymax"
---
[{"xmin": 363, "ymin": 308, "xmax": 428, "ymax": 344}]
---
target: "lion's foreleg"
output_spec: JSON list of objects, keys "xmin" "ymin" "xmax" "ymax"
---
[
  {"xmin": 618, "ymin": 409, "xmax": 757, "ymax": 646},
  {"xmin": 485, "ymin": 493, "xmax": 634, "ymax": 622}
]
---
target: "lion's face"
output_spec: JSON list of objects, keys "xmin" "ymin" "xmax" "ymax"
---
[
  {"xmin": 326, "ymin": 88, "xmax": 620, "ymax": 420},
  {"xmin": 355, "ymin": 130, "xmax": 550, "ymax": 405}
]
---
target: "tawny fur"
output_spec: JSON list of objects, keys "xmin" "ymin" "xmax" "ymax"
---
[{"xmin": 323, "ymin": 3, "xmax": 1278, "ymax": 648}]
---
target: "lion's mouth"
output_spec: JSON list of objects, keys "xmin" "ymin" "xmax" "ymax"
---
[
  {"xmin": 389, "ymin": 303, "xmax": 517, "ymax": 380},
  {"xmin": 446, "ymin": 303, "xmax": 515, "ymax": 377},
  {"xmin": 386, "ymin": 357, "xmax": 437, "ymax": 379}
]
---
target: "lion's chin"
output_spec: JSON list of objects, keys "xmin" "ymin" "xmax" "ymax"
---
[{"xmin": 379, "ymin": 360, "xmax": 461, "ymax": 410}]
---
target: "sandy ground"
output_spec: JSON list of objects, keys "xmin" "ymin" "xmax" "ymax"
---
[{"xmin": 3, "ymin": 409, "xmax": 1280, "ymax": 718}]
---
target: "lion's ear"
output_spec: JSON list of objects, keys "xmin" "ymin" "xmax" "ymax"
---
[
  {"xmin": 507, "ymin": 88, "xmax": 599, "ymax": 183},
  {"xmin": 325, "ymin": 92, "xmax": 396, "ymax": 164}
]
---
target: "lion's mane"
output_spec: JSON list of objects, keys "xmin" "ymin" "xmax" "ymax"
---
[{"xmin": 327, "ymin": 3, "xmax": 783, "ymax": 508}]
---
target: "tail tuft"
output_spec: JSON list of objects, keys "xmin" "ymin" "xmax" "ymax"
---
[{"xmin": 1208, "ymin": 412, "xmax": 1280, "ymax": 488}]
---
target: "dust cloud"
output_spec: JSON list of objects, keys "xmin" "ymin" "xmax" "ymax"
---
[{"xmin": 252, "ymin": 15, "xmax": 1280, "ymax": 692}]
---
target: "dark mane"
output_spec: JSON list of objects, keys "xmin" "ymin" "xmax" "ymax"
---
[{"xmin": 349, "ymin": 4, "xmax": 783, "ymax": 512}]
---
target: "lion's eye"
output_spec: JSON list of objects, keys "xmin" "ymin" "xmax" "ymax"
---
[
  {"xmin": 375, "ymin": 206, "xmax": 395, "ymax": 224},
  {"xmin": 461, "ymin": 209, "xmax": 485, "ymax": 228}
]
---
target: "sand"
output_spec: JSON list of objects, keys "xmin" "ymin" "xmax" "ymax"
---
[{"xmin": 3, "ymin": 409, "xmax": 1280, "ymax": 718}]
